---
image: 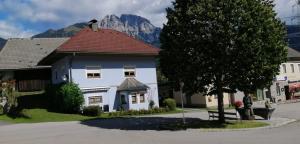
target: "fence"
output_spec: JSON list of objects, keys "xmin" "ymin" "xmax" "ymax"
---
[{"xmin": 17, "ymin": 80, "xmax": 50, "ymax": 92}]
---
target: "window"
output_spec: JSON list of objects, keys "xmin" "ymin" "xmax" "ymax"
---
[
  {"xmin": 131, "ymin": 93, "xmax": 137, "ymax": 104},
  {"xmin": 140, "ymin": 93, "xmax": 145, "ymax": 103},
  {"xmin": 86, "ymin": 66, "xmax": 101, "ymax": 78},
  {"xmin": 298, "ymin": 64, "xmax": 300, "ymax": 73},
  {"xmin": 120, "ymin": 95, "xmax": 126, "ymax": 104},
  {"xmin": 276, "ymin": 83, "xmax": 281, "ymax": 96},
  {"xmin": 282, "ymin": 64, "xmax": 287, "ymax": 73},
  {"xmin": 88, "ymin": 96, "xmax": 103, "ymax": 104},
  {"xmin": 291, "ymin": 64, "xmax": 295, "ymax": 73},
  {"xmin": 124, "ymin": 65, "xmax": 136, "ymax": 77}
]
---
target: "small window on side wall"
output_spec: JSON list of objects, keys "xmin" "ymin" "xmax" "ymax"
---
[
  {"xmin": 131, "ymin": 93, "xmax": 137, "ymax": 104},
  {"xmin": 124, "ymin": 65, "xmax": 136, "ymax": 77},
  {"xmin": 140, "ymin": 93, "xmax": 145, "ymax": 103},
  {"xmin": 86, "ymin": 66, "xmax": 101, "ymax": 79}
]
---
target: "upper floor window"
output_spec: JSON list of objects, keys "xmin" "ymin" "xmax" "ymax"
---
[
  {"xmin": 291, "ymin": 64, "xmax": 295, "ymax": 73},
  {"xmin": 282, "ymin": 64, "xmax": 287, "ymax": 73},
  {"xmin": 124, "ymin": 65, "xmax": 136, "ymax": 77},
  {"xmin": 298, "ymin": 64, "xmax": 300, "ymax": 73},
  {"xmin": 86, "ymin": 66, "xmax": 101, "ymax": 78}
]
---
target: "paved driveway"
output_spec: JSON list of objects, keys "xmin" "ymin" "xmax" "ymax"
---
[{"xmin": 0, "ymin": 103, "xmax": 299, "ymax": 144}]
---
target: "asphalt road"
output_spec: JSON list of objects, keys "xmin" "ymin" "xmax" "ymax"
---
[{"xmin": 0, "ymin": 103, "xmax": 299, "ymax": 144}]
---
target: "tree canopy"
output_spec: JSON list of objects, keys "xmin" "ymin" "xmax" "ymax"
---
[{"xmin": 159, "ymin": 0, "xmax": 287, "ymax": 123}]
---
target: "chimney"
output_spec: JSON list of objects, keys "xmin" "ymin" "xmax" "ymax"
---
[{"xmin": 88, "ymin": 19, "xmax": 99, "ymax": 32}]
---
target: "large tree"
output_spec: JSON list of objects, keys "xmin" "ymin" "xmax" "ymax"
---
[{"xmin": 160, "ymin": 0, "xmax": 287, "ymax": 123}]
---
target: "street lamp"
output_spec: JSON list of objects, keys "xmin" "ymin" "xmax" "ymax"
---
[{"xmin": 179, "ymin": 82, "xmax": 186, "ymax": 125}]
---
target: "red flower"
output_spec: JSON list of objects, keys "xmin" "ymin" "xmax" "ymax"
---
[{"xmin": 234, "ymin": 101, "xmax": 243, "ymax": 108}]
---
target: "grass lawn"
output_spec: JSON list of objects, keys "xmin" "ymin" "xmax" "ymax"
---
[
  {"xmin": 0, "ymin": 109, "xmax": 95, "ymax": 123},
  {"xmin": 0, "ymin": 108, "xmax": 181, "ymax": 123},
  {"xmin": 159, "ymin": 120, "xmax": 269, "ymax": 130}
]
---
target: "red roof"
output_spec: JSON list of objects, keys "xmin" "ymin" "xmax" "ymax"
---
[{"xmin": 56, "ymin": 28, "xmax": 159, "ymax": 55}]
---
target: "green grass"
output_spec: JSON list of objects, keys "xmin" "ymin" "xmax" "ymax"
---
[
  {"xmin": 0, "ymin": 109, "xmax": 95, "ymax": 123},
  {"xmin": 0, "ymin": 108, "xmax": 180, "ymax": 123},
  {"xmin": 159, "ymin": 120, "xmax": 269, "ymax": 130}
]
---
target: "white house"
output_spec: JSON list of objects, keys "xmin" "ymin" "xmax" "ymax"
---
[
  {"xmin": 233, "ymin": 47, "xmax": 300, "ymax": 103},
  {"xmin": 40, "ymin": 20, "xmax": 160, "ymax": 112}
]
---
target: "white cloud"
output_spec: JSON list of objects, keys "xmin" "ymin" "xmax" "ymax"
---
[
  {"xmin": 0, "ymin": 0, "xmax": 173, "ymax": 27},
  {"xmin": 0, "ymin": 21, "xmax": 36, "ymax": 38},
  {"xmin": 0, "ymin": 0, "xmax": 295, "ymax": 38}
]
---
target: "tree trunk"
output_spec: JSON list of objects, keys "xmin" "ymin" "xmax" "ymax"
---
[
  {"xmin": 186, "ymin": 95, "xmax": 192, "ymax": 106},
  {"xmin": 216, "ymin": 78, "xmax": 225, "ymax": 123}
]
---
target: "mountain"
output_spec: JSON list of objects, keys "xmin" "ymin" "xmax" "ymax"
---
[
  {"xmin": 33, "ymin": 22, "xmax": 88, "ymax": 38},
  {"xmin": 0, "ymin": 38, "xmax": 6, "ymax": 49},
  {"xmin": 33, "ymin": 14, "xmax": 161, "ymax": 47},
  {"xmin": 286, "ymin": 25, "xmax": 300, "ymax": 51}
]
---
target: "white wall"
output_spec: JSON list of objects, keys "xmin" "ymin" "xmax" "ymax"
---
[{"xmin": 51, "ymin": 56, "xmax": 159, "ymax": 112}]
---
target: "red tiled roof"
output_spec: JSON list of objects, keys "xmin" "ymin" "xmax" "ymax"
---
[{"xmin": 56, "ymin": 28, "xmax": 159, "ymax": 55}]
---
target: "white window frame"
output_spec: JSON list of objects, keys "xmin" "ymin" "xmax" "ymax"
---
[
  {"xmin": 139, "ymin": 93, "xmax": 145, "ymax": 103},
  {"xmin": 124, "ymin": 65, "xmax": 136, "ymax": 78},
  {"xmin": 88, "ymin": 96, "xmax": 103, "ymax": 105},
  {"xmin": 131, "ymin": 93, "xmax": 138, "ymax": 104},
  {"xmin": 291, "ymin": 64, "xmax": 295, "ymax": 73},
  {"xmin": 86, "ymin": 66, "xmax": 101, "ymax": 79},
  {"xmin": 282, "ymin": 64, "xmax": 287, "ymax": 73}
]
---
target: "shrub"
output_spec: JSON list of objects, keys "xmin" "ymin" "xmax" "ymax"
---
[
  {"xmin": 0, "ymin": 105, "xmax": 3, "ymax": 115},
  {"xmin": 59, "ymin": 83, "xmax": 84, "ymax": 113},
  {"xmin": 163, "ymin": 98, "xmax": 176, "ymax": 111},
  {"xmin": 83, "ymin": 106, "xmax": 102, "ymax": 116},
  {"xmin": 149, "ymin": 100, "xmax": 155, "ymax": 109},
  {"xmin": 45, "ymin": 83, "xmax": 84, "ymax": 114},
  {"xmin": 107, "ymin": 107, "xmax": 168, "ymax": 117}
]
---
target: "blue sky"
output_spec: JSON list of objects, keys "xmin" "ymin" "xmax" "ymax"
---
[{"xmin": 0, "ymin": 0, "xmax": 297, "ymax": 38}]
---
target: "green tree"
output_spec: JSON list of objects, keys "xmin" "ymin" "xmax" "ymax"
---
[{"xmin": 160, "ymin": 0, "xmax": 287, "ymax": 123}]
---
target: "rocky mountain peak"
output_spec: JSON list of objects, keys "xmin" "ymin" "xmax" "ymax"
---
[{"xmin": 33, "ymin": 14, "xmax": 161, "ymax": 47}]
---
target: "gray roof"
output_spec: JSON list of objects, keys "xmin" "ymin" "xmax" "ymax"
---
[
  {"xmin": 0, "ymin": 38, "xmax": 69, "ymax": 70},
  {"xmin": 287, "ymin": 47, "xmax": 300, "ymax": 58},
  {"xmin": 117, "ymin": 78, "xmax": 149, "ymax": 91}
]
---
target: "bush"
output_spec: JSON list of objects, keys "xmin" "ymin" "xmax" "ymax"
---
[
  {"xmin": 45, "ymin": 83, "xmax": 84, "ymax": 114},
  {"xmin": 149, "ymin": 100, "xmax": 155, "ymax": 109},
  {"xmin": 0, "ymin": 105, "xmax": 3, "ymax": 115},
  {"xmin": 107, "ymin": 107, "xmax": 169, "ymax": 117},
  {"xmin": 83, "ymin": 106, "xmax": 102, "ymax": 116},
  {"xmin": 163, "ymin": 98, "xmax": 176, "ymax": 111}
]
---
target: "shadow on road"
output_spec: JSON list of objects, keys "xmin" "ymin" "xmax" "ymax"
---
[{"xmin": 80, "ymin": 117, "xmax": 235, "ymax": 131}]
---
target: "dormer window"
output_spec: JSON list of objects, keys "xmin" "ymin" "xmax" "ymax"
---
[{"xmin": 124, "ymin": 65, "xmax": 136, "ymax": 77}]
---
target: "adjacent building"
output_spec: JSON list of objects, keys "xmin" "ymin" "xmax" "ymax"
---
[
  {"xmin": 173, "ymin": 92, "xmax": 230, "ymax": 108},
  {"xmin": 0, "ymin": 38, "xmax": 68, "ymax": 91},
  {"xmin": 234, "ymin": 47, "xmax": 300, "ymax": 103}
]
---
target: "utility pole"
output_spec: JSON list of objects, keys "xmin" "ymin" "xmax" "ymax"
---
[{"xmin": 179, "ymin": 82, "xmax": 186, "ymax": 125}]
